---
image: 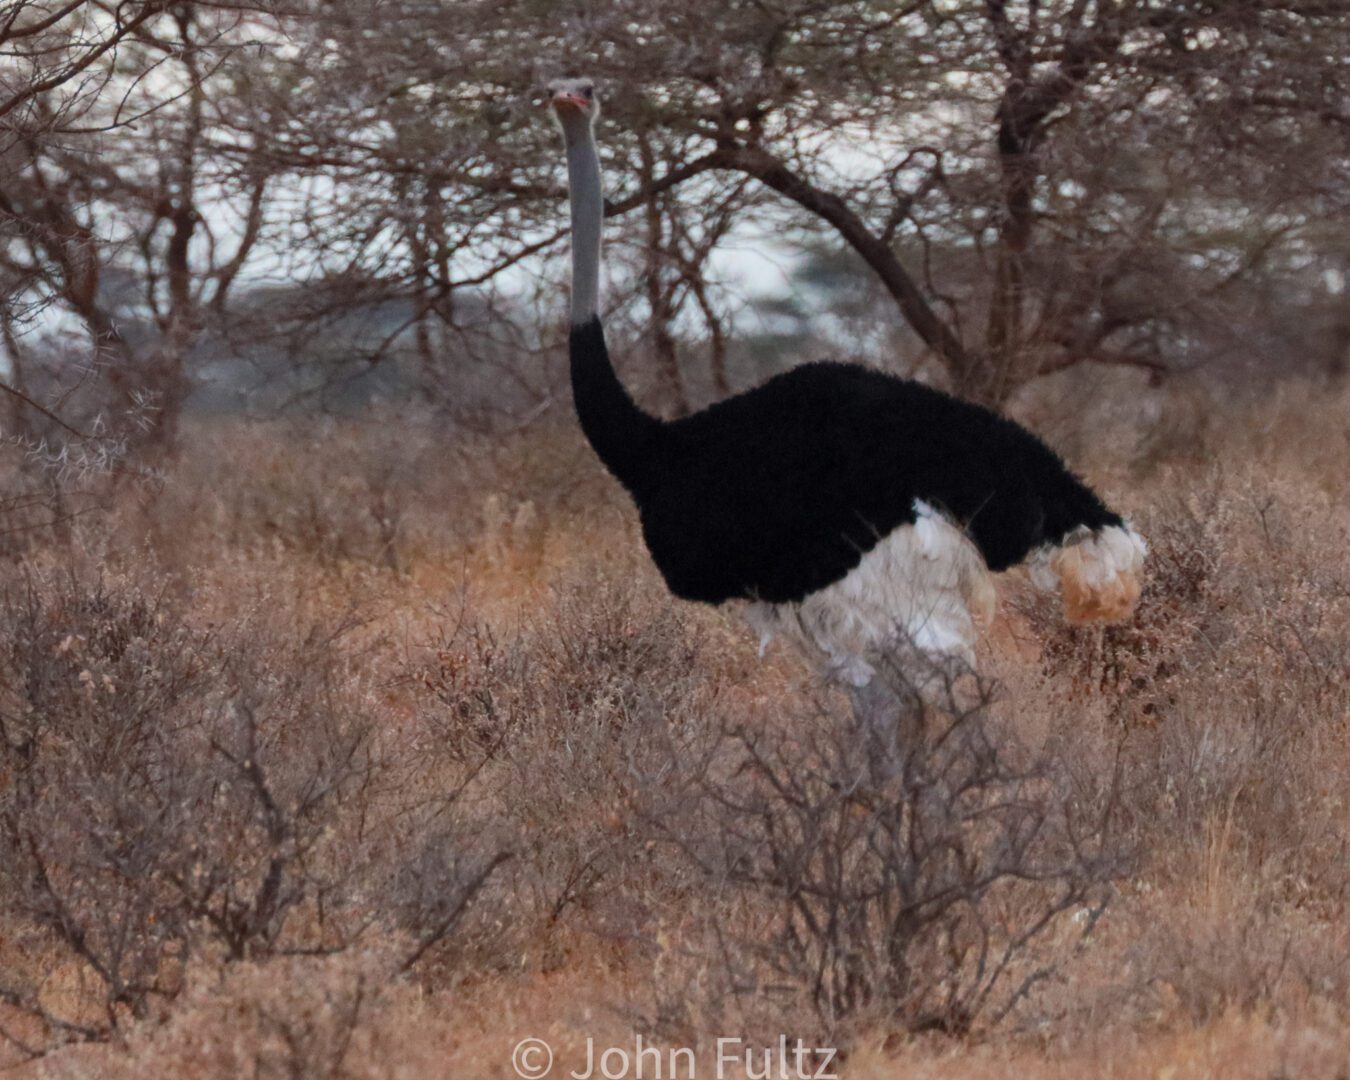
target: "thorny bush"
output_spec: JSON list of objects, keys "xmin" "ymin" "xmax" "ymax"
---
[
  {"xmin": 653, "ymin": 660, "xmax": 1131, "ymax": 1038},
  {"xmin": 0, "ymin": 573, "xmax": 504, "ymax": 1054}
]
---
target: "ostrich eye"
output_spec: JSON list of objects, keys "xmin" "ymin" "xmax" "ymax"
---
[{"xmin": 582, "ymin": 86, "xmax": 594, "ymax": 99}]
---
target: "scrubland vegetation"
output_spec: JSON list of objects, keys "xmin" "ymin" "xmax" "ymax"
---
[
  {"xmin": 0, "ymin": 373, "xmax": 1345, "ymax": 1078},
  {"xmin": 5, "ymin": 0, "xmax": 1349, "ymax": 1075}
]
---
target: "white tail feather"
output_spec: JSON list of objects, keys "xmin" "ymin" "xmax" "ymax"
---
[{"xmin": 1030, "ymin": 523, "xmax": 1147, "ymax": 625}]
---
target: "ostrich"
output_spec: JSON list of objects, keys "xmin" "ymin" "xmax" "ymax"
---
[{"xmin": 549, "ymin": 77, "xmax": 1146, "ymax": 702}]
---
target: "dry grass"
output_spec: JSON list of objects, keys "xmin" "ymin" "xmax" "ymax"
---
[{"xmin": 0, "ymin": 376, "xmax": 1347, "ymax": 1077}]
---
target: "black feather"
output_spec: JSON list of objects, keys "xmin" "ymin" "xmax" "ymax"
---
[{"xmin": 570, "ymin": 317, "xmax": 1122, "ymax": 606}]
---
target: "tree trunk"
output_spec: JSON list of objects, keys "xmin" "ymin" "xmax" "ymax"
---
[
  {"xmin": 986, "ymin": 92, "xmax": 1040, "ymax": 400},
  {"xmin": 638, "ymin": 134, "xmax": 690, "ymax": 416}
]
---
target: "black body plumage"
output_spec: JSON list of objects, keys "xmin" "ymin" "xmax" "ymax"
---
[{"xmin": 570, "ymin": 318, "xmax": 1123, "ymax": 608}]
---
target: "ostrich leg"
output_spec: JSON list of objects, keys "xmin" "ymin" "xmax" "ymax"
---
[{"xmin": 847, "ymin": 675, "xmax": 922, "ymax": 788}]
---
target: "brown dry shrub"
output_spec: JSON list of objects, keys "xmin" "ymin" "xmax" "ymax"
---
[
  {"xmin": 0, "ymin": 570, "xmax": 505, "ymax": 1056},
  {"xmin": 637, "ymin": 666, "xmax": 1131, "ymax": 1044},
  {"xmin": 5, "ymin": 381, "xmax": 1349, "ymax": 1073},
  {"xmin": 1123, "ymin": 892, "xmax": 1350, "ymax": 1028},
  {"xmin": 1019, "ymin": 462, "xmax": 1348, "ymax": 852},
  {"xmin": 126, "ymin": 416, "xmax": 611, "ymax": 581},
  {"xmin": 409, "ymin": 571, "xmax": 718, "ymax": 972},
  {"xmin": 131, "ymin": 418, "xmax": 419, "ymax": 571},
  {"xmin": 1004, "ymin": 446, "xmax": 1350, "ymax": 1041},
  {"xmin": 36, "ymin": 947, "xmax": 399, "ymax": 1080}
]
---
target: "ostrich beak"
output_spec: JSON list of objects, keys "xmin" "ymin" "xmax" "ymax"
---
[{"xmin": 551, "ymin": 91, "xmax": 589, "ymax": 111}]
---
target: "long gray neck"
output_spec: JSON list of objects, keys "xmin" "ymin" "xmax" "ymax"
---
[
  {"xmin": 563, "ymin": 123, "xmax": 603, "ymax": 325},
  {"xmin": 558, "ymin": 109, "xmax": 664, "ymax": 496}
]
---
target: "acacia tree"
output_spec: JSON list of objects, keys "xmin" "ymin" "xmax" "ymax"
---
[
  {"xmin": 288, "ymin": 0, "xmax": 1345, "ymax": 402},
  {"xmin": 0, "ymin": 0, "xmax": 181, "ymax": 143},
  {"xmin": 4, "ymin": 0, "xmax": 1345, "ymax": 448},
  {"xmin": 2, "ymin": 1, "xmax": 164, "ymax": 434},
  {"xmin": 1, "ymin": 1, "xmax": 287, "ymax": 447}
]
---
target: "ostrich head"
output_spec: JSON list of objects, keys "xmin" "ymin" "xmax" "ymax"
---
[{"xmin": 549, "ymin": 77, "xmax": 599, "ymax": 139}]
